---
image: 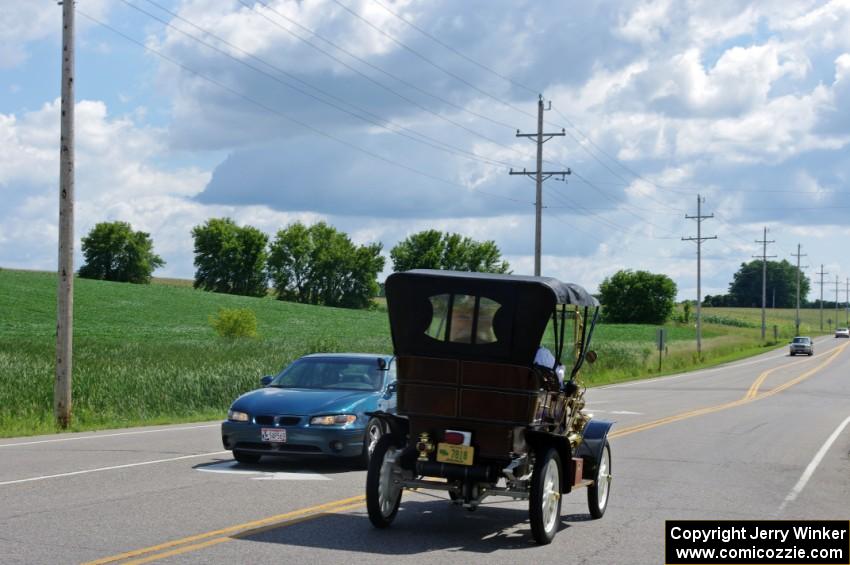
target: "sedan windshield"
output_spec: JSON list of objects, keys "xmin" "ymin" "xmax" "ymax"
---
[
  {"xmin": 792, "ymin": 338, "xmax": 810, "ymax": 344},
  {"xmin": 270, "ymin": 358, "xmax": 385, "ymax": 391}
]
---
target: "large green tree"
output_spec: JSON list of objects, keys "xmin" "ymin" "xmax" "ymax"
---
[
  {"xmin": 727, "ymin": 259, "xmax": 809, "ymax": 308},
  {"xmin": 268, "ymin": 221, "xmax": 385, "ymax": 309},
  {"xmin": 78, "ymin": 221, "xmax": 164, "ymax": 283},
  {"xmin": 598, "ymin": 270, "xmax": 677, "ymax": 324},
  {"xmin": 390, "ymin": 229, "xmax": 510, "ymax": 273},
  {"xmin": 192, "ymin": 218, "xmax": 269, "ymax": 297}
]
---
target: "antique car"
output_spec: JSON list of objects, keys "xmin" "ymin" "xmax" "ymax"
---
[{"xmin": 364, "ymin": 270, "xmax": 612, "ymax": 545}]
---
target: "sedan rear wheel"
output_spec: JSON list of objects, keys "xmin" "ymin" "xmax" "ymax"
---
[
  {"xmin": 360, "ymin": 418, "xmax": 383, "ymax": 467},
  {"xmin": 233, "ymin": 450, "xmax": 261, "ymax": 464}
]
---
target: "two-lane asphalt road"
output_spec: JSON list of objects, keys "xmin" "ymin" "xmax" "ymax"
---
[{"xmin": 2, "ymin": 336, "xmax": 848, "ymax": 564}]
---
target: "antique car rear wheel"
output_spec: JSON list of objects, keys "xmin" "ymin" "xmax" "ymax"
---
[
  {"xmin": 366, "ymin": 434, "xmax": 402, "ymax": 528},
  {"xmin": 529, "ymin": 448, "xmax": 562, "ymax": 545},
  {"xmin": 587, "ymin": 440, "xmax": 611, "ymax": 519}
]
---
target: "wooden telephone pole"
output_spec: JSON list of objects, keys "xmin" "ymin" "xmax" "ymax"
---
[
  {"xmin": 682, "ymin": 195, "xmax": 716, "ymax": 356},
  {"xmin": 509, "ymin": 95, "xmax": 570, "ymax": 276},
  {"xmin": 56, "ymin": 0, "xmax": 75, "ymax": 428}
]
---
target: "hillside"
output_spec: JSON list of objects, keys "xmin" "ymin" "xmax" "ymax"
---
[{"xmin": 0, "ymin": 269, "xmax": 825, "ymax": 437}]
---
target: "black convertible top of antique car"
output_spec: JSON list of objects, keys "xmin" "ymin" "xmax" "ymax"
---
[{"xmin": 385, "ymin": 269, "xmax": 599, "ymax": 366}]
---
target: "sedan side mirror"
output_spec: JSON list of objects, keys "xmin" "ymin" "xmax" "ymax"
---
[{"xmin": 260, "ymin": 375, "xmax": 274, "ymax": 387}]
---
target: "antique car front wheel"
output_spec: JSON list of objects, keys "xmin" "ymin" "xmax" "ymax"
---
[
  {"xmin": 366, "ymin": 434, "xmax": 402, "ymax": 528},
  {"xmin": 587, "ymin": 440, "xmax": 612, "ymax": 519},
  {"xmin": 529, "ymin": 447, "xmax": 562, "ymax": 545}
]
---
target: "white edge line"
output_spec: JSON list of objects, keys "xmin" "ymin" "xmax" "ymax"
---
[
  {"xmin": 0, "ymin": 451, "xmax": 230, "ymax": 487},
  {"xmin": 599, "ymin": 336, "xmax": 834, "ymax": 390},
  {"xmin": 0, "ymin": 424, "xmax": 221, "ymax": 448},
  {"xmin": 778, "ymin": 414, "xmax": 850, "ymax": 513}
]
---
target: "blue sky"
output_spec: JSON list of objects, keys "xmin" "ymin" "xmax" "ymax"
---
[{"xmin": 2, "ymin": 0, "xmax": 850, "ymax": 301}]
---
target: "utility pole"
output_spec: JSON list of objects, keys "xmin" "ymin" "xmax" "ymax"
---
[
  {"xmin": 791, "ymin": 245, "xmax": 807, "ymax": 336},
  {"xmin": 817, "ymin": 265, "xmax": 828, "ymax": 332},
  {"xmin": 846, "ymin": 277, "xmax": 849, "ymax": 327},
  {"xmin": 753, "ymin": 227, "xmax": 776, "ymax": 340},
  {"xmin": 682, "ymin": 194, "xmax": 716, "ymax": 356},
  {"xmin": 56, "ymin": 0, "xmax": 75, "ymax": 428},
  {"xmin": 510, "ymin": 95, "xmax": 570, "ymax": 276},
  {"xmin": 833, "ymin": 275, "xmax": 840, "ymax": 330}
]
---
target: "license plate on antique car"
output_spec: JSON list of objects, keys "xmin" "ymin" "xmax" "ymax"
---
[
  {"xmin": 436, "ymin": 443, "xmax": 474, "ymax": 465},
  {"xmin": 261, "ymin": 428, "xmax": 287, "ymax": 443}
]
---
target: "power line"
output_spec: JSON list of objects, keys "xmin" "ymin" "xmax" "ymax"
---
[
  {"xmin": 328, "ymin": 0, "xmax": 540, "ymax": 123},
  {"xmin": 235, "ymin": 1, "xmax": 688, "ymax": 237},
  {"xmin": 78, "ymin": 10, "xmax": 532, "ymax": 208},
  {"xmin": 240, "ymin": 0, "xmax": 519, "ymax": 132},
  {"xmin": 371, "ymin": 0, "xmax": 540, "ymax": 97},
  {"xmin": 126, "ymin": 0, "xmax": 512, "ymax": 170}
]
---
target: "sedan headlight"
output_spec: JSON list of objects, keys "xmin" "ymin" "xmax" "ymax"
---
[
  {"xmin": 228, "ymin": 410, "xmax": 250, "ymax": 422},
  {"xmin": 310, "ymin": 414, "xmax": 357, "ymax": 426}
]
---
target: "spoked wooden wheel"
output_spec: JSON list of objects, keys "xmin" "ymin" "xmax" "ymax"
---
[
  {"xmin": 587, "ymin": 440, "xmax": 611, "ymax": 519},
  {"xmin": 366, "ymin": 435, "xmax": 402, "ymax": 528},
  {"xmin": 529, "ymin": 448, "xmax": 562, "ymax": 545}
]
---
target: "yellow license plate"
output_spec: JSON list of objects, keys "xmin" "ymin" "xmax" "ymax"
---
[{"xmin": 436, "ymin": 443, "xmax": 474, "ymax": 466}]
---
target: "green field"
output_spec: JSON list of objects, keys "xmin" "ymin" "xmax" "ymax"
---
[{"xmin": 0, "ymin": 269, "xmax": 830, "ymax": 437}]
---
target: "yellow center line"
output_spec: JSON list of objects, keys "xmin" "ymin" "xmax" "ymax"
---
[
  {"xmin": 745, "ymin": 355, "xmax": 807, "ymax": 400},
  {"xmin": 118, "ymin": 501, "xmax": 366, "ymax": 565},
  {"xmin": 611, "ymin": 341, "xmax": 849, "ymax": 439},
  {"xmin": 86, "ymin": 341, "xmax": 850, "ymax": 565},
  {"xmin": 82, "ymin": 495, "xmax": 364, "ymax": 565}
]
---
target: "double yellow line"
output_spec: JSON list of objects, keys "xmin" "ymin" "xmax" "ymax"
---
[
  {"xmin": 610, "ymin": 341, "xmax": 849, "ymax": 440},
  {"xmin": 83, "ymin": 495, "xmax": 365, "ymax": 565},
  {"xmin": 87, "ymin": 341, "xmax": 849, "ymax": 564}
]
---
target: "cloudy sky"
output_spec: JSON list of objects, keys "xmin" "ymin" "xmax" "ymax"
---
[{"xmin": 2, "ymin": 0, "xmax": 849, "ymax": 300}]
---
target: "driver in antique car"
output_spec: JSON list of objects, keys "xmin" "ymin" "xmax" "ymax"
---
[{"xmin": 534, "ymin": 346, "xmax": 566, "ymax": 388}]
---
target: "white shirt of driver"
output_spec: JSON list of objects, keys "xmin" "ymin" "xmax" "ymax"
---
[
  {"xmin": 535, "ymin": 346, "xmax": 566, "ymax": 386},
  {"xmin": 534, "ymin": 346, "xmax": 556, "ymax": 369}
]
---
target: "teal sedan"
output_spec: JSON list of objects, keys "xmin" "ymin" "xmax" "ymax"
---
[{"xmin": 221, "ymin": 353, "xmax": 396, "ymax": 465}]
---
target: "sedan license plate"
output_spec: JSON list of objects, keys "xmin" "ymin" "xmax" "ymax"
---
[
  {"xmin": 261, "ymin": 428, "xmax": 287, "ymax": 443},
  {"xmin": 436, "ymin": 443, "xmax": 474, "ymax": 466}
]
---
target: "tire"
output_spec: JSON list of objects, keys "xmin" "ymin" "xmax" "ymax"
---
[
  {"xmin": 529, "ymin": 448, "xmax": 562, "ymax": 545},
  {"xmin": 366, "ymin": 434, "xmax": 402, "ymax": 528},
  {"xmin": 587, "ymin": 441, "xmax": 612, "ymax": 519},
  {"xmin": 233, "ymin": 450, "xmax": 261, "ymax": 464},
  {"xmin": 359, "ymin": 418, "xmax": 384, "ymax": 468}
]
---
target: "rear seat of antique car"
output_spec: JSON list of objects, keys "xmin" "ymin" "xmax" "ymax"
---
[{"xmin": 396, "ymin": 355, "xmax": 555, "ymax": 458}]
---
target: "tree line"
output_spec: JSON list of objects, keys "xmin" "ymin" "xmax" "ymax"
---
[
  {"xmin": 703, "ymin": 259, "xmax": 811, "ymax": 308},
  {"xmin": 76, "ymin": 221, "xmax": 816, "ymax": 319},
  {"xmin": 76, "ymin": 220, "xmax": 510, "ymax": 309}
]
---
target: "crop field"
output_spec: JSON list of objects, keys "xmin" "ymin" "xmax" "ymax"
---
[
  {"xmin": 703, "ymin": 306, "xmax": 847, "ymax": 334},
  {"xmin": 0, "ymin": 269, "xmax": 829, "ymax": 437}
]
